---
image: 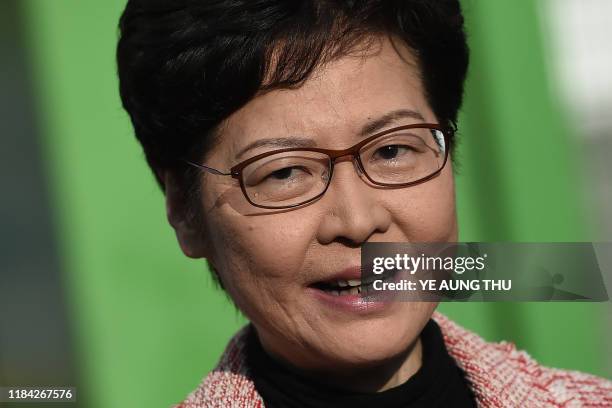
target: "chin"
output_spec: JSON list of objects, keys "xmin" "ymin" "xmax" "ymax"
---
[{"xmin": 315, "ymin": 303, "xmax": 432, "ymax": 367}]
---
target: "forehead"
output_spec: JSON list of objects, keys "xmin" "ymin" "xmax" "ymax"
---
[{"xmin": 215, "ymin": 37, "xmax": 434, "ymax": 161}]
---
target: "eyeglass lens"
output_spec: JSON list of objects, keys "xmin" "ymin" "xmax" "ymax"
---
[{"xmin": 240, "ymin": 127, "xmax": 446, "ymax": 208}]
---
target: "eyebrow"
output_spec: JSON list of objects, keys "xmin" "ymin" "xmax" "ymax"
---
[
  {"xmin": 234, "ymin": 109, "xmax": 425, "ymax": 160},
  {"xmin": 235, "ymin": 137, "xmax": 317, "ymax": 159},
  {"xmin": 359, "ymin": 109, "xmax": 425, "ymax": 136}
]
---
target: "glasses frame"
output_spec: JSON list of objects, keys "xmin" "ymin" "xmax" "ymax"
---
[{"xmin": 185, "ymin": 123, "xmax": 454, "ymax": 209}]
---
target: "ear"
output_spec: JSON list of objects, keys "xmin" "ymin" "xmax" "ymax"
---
[{"xmin": 163, "ymin": 170, "xmax": 210, "ymax": 259}]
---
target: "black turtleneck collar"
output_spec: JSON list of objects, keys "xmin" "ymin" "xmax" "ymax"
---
[{"xmin": 245, "ymin": 318, "xmax": 477, "ymax": 408}]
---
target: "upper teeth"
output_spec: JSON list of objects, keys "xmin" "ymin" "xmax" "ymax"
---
[{"xmin": 334, "ymin": 279, "xmax": 361, "ymax": 288}]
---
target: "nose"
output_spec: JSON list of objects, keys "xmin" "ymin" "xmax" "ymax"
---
[{"xmin": 316, "ymin": 158, "xmax": 392, "ymax": 245}]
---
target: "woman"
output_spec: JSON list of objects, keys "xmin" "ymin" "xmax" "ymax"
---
[{"xmin": 116, "ymin": 1, "xmax": 611, "ymax": 407}]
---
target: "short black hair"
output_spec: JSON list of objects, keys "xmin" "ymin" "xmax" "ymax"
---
[{"xmin": 117, "ymin": 0, "xmax": 469, "ymax": 197}]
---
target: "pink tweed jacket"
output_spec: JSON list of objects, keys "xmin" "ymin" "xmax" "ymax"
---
[{"xmin": 174, "ymin": 312, "xmax": 612, "ymax": 407}]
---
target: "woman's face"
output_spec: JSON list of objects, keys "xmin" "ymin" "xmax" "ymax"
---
[{"xmin": 176, "ymin": 38, "xmax": 457, "ymax": 373}]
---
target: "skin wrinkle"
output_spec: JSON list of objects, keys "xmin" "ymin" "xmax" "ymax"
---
[{"xmin": 168, "ymin": 36, "xmax": 458, "ymax": 393}]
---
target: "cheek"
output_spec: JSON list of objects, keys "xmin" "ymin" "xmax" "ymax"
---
[
  {"xmin": 204, "ymin": 206, "xmax": 318, "ymax": 306},
  {"xmin": 391, "ymin": 165, "xmax": 457, "ymax": 241}
]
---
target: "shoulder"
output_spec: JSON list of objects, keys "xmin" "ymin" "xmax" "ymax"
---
[
  {"xmin": 432, "ymin": 311, "xmax": 612, "ymax": 408},
  {"xmin": 172, "ymin": 325, "xmax": 264, "ymax": 408}
]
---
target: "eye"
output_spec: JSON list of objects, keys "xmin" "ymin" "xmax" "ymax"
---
[
  {"xmin": 265, "ymin": 166, "xmax": 310, "ymax": 181},
  {"xmin": 373, "ymin": 144, "xmax": 413, "ymax": 160}
]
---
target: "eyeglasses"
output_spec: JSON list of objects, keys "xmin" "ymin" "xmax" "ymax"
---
[{"xmin": 185, "ymin": 123, "xmax": 453, "ymax": 209}]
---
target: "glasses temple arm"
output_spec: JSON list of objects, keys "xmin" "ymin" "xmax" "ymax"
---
[{"xmin": 183, "ymin": 159, "xmax": 232, "ymax": 176}]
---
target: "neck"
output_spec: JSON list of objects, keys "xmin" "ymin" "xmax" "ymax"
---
[
  {"xmin": 318, "ymin": 337, "xmax": 423, "ymax": 393},
  {"xmin": 257, "ymin": 330, "xmax": 423, "ymax": 393}
]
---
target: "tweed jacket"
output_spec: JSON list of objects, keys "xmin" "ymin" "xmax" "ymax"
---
[{"xmin": 174, "ymin": 312, "xmax": 612, "ymax": 407}]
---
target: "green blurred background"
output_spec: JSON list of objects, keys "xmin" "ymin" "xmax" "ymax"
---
[{"xmin": 1, "ymin": 0, "xmax": 611, "ymax": 407}]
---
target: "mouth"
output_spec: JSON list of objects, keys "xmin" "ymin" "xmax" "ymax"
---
[{"xmin": 310, "ymin": 268, "xmax": 398, "ymax": 296}]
